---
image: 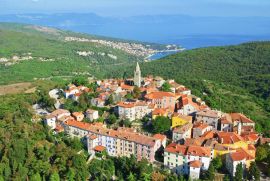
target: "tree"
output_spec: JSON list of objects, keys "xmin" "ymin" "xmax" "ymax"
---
[
  {"xmin": 212, "ymin": 156, "xmax": 223, "ymax": 171},
  {"xmin": 66, "ymin": 168, "xmax": 76, "ymax": 181},
  {"xmin": 151, "ymin": 171, "xmax": 165, "ymax": 181},
  {"xmin": 161, "ymin": 82, "xmax": 172, "ymax": 92},
  {"xmin": 125, "ymin": 93, "xmax": 134, "ymax": 99},
  {"xmin": 29, "ymin": 173, "xmax": 42, "ymax": 181},
  {"xmin": 205, "ymin": 162, "xmax": 215, "ymax": 181},
  {"xmin": 120, "ymin": 119, "xmax": 131, "ymax": 127},
  {"xmin": 106, "ymin": 94, "xmax": 114, "ymax": 105},
  {"xmin": 49, "ymin": 172, "xmax": 60, "ymax": 181},
  {"xmin": 72, "ymin": 76, "xmax": 88, "ymax": 86},
  {"xmin": 127, "ymin": 172, "xmax": 136, "ymax": 181},
  {"xmin": 107, "ymin": 114, "xmax": 117, "ymax": 125},
  {"xmin": 63, "ymin": 99, "xmax": 80, "ymax": 112},
  {"xmin": 223, "ymin": 175, "xmax": 230, "ymax": 181},
  {"xmin": 72, "ymin": 154, "xmax": 88, "ymax": 181},
  {"xmin": 78, "ymin": 92, "xmax": 90, "ymax": 109},
  {"xmin": 234, "ymin": 163, "xmax": 243, "ymax": 181},
  {"xmin": 133, "ymin": 86, "xmax": 141, "ymax": 99},
  {"xmin": 248, "ymin": 162, "xmax": 260, "ymax": 181},
  {"xmin": 152, "ymin": 116, "xmax": 171, "ymax": 133},
  {"xmin": 256, "ymin": 145, "xmax": 268, "ymax": 162}
]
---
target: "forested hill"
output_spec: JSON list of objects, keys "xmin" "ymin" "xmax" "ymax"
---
[
  {"xmin": 106, "ymin": 42, "xmax": 270, "ymax": 132},
  {"xmin": 0, "ymin": 23, "xmax": 165, "ymax": 85}
]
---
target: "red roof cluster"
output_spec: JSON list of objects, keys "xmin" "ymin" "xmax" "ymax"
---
[{"xmin": 165, "ymin": 143, "xmax": 211, "ymax": 157}]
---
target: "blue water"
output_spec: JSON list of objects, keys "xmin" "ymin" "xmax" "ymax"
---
[{"xmin": 148, "ymin": 50, "xmax": 181, "ymax": 60}]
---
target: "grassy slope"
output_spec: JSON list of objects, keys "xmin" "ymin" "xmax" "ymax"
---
[{"xmin": 0, "ymin": 23, "xmax": 141, "ymax": 84}]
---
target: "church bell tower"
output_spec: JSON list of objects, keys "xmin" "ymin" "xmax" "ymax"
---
[{"xmin": 134, "ymin": 62, "xmax": 141, "ymax": 87}]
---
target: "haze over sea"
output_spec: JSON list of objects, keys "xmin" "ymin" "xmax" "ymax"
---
[{"xmin": 1, "ymin": 13, "xmax": 270, "ymax": 50}]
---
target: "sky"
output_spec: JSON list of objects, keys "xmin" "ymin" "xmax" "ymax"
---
[{"xmin": 0, "ymin": 0, "xmax": 270, "ymax": 17}]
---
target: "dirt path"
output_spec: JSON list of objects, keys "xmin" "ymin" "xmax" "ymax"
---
[{"xmin": 0, "ymin": 82, "xmax": 35, "ymax": 95}]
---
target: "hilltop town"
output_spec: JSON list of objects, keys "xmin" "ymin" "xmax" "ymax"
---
[{"xmin": 39, "ymin": 62, "xmax": 267, "ymax": 180}]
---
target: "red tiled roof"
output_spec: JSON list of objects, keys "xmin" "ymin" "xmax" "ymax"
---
[
  {"xmin": 72, "ymin": 112, "xmax": 83, "ymax": 117},
  {"xmin": 153, "ymin": 134, "xmax": 166, "ymax": 141},
  {"xmin": 165, "ymin": 143, "xmax": 211, "ymax": 157},
  {"xmin": 242, "ymin": 133, "xmax": 259, "ymax": 142},
  {"xmin": 184, "ymin": 138, "xmax": 205, "ymax": 146},
  {"xmin": 230, "ymin": 149, "xmax": 254, "ymax": 161},
  {"xmin": 55, "ymin": 125, "xmax": 64, "ymax": 132},
  {"xmin": 201, "ymin": 130, "xmax": 216, "ymax": 139},
  {"xmin": 230, "ymin": 113, "xmax": 255, "ymax": 124},
  {"xmin": 89, "ymin": 134, "xmax": 98, "ymax": 140},
  {"xmin": 65, "ymin": 120, "xmax": 159, "ymax": 147},
  {"xmin": 46, "ymin": 109, "xmax": 70, "ymax": 119},
  {"xmin": 117, "ymin": 102, "xmax": 135, "ymax": 108},
  {"xmin": 173, "ymin": 123, "xmax": 193, "ymax": 134},
  {"xmin": 186, "ymin": 145, "xmax": 211, "ymax": 157},
  {"xmin": 189, "ymin": 160, "xmax": 202, "ymax": 168},
  {"xmin": 121, "ymin": 84, "xmax": 134, "ymax": 90},
  {"xmin": 165, "ymin": 143, "xmax": 187, "ymax": 154},
  {"xmin": 193, "ymin": 122, "xmax": 209, "ymax": 130},
  {"xmin": 145, "ymin": 91, "xmax": 175, "ymax": 99},
  {"xmin": 260, "ymin": 137, "xmax": 270, "ymax": 144},
  {"xmin": 94, "ymin": 145, "xmax": 106, "ymax": 152},
  {"xmin": 217, "ymin": 132, "xmax": 244, "ymax": 144},
  {"xmin": 152, "ymin": 108, "xmax": 169, "ymax": 116}
]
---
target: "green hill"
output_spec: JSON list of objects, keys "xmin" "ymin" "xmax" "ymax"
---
[
  {"xmin": 0, "ymin": 22, "xmax": 162, "ymax": 84},
  {"xmin": 105, "ymin": 42, "xmax": 270, "ymax": 132}
]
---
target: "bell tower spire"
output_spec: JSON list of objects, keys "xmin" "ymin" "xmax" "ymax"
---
[{"xmin": 134, "ymin": 62, "xmax": 141, "ymax": 87}]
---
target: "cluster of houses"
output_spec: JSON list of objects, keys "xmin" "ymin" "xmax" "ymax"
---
[{"xmin": 43, "ymin": 62, "xmax": 267, "ymax": 180}]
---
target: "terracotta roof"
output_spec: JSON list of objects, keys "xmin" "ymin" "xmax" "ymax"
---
[
  {"xmin": 260, "ymin": 137, "xmax": 270, "ymax": 144},
  {"xmin": 230, "ymin": 113, "xmax": 255, "ymax": 124},
  {"xmin": 89, "ymin": 134, "xmax": 98, "ymax": 140},
  {"xmin": 193, "ymin": 122, "xmax": 210, "ymax": 130},
  {"xmin": 152, "ymin": 108, "xmax": 169, "ymax": 116},
  {"xmin": 72, "ymin": 112, "xmax": 83, "ymax": 117},
  {"xmin": 55, "ymin": 124, "xmax": 64, "ymax": 132},
  {"xmin": 117, "ymin": 101, "xmax": 150, "ymax": 108},
  {"xmin": 153, "ymin": 134, "xmax": 166, "ymax": 141},
  {"xmin": 196, "ymin": 109, "xmax": 221, "ymax": 118},
  {"xmin": 248, "ymin": 144, "xmax": 256, "ymax": 151},
  {"xmin": 230, "ymin": 149, "xmax": 254, "ymax": 161},
  {"xmin": 184, "ymin": 138, "xmax": 205, "ymax": 146},
  {"xmin": 46, "ymin": 109, "xmax": 70, "ymax": 119},
  {"xmin": 186, "ymin": 145, "xmax": 211, "ymax": 157},
  {"xmin": 121, "ymin": 84, "xmax": 134, "ymax": 91},
  {"xmin": 145, "ymin": 91, "xmax": 175, "ymax": 99},
  {"xmin": 65, "ymin": 120, "xmax": 160, "ymax": 147},
  {"xmin": 201, "ymin": 130, "xmax": 216, "ymax": 139},
  {"xmin": 189, "ymin": 160, "xmax": 202, "ymax": 168},
  {"xmin": 242, "ymin": 133, "xmax": 259, "ymax": 142},
  {"xmin": 173, "ymin": 123, "xmax": 193, "ymax": 134},
  {"xmin": 165, "ymin": 143, "xmax": 211, "ymax": 157},
  {"xmin": 165, "ymin": 143, "xmax": 187, "ymax": 154},
  {"xmin": 94, "ymin": 145, "xmax": 106, "ymax": 152},
  {"xmin": 117, "ymin": 101, "xmax": 135, "ymax": 108},
  {"xmin": 86, "ymin": 109, "xmax": 98, "ymax": 114},
  {"xmin": 217, "ymin": 132, "xmax": 244, "ymax": 144}
]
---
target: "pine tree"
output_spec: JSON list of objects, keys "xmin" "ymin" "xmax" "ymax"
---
[
  {"xmin": 234, "ymin": 163, "xmax": 243, "ymax": 181},
  {"xmin": 49, "ymin": 172, "xmax": 60, "ymax": 181},
  {"xmin": 205, "ymin": 162, "xmax": 215, "ymax": 181},
  {"xmin": 248, "ymin": 162, "xmax": 260, "ymax": 181}
]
